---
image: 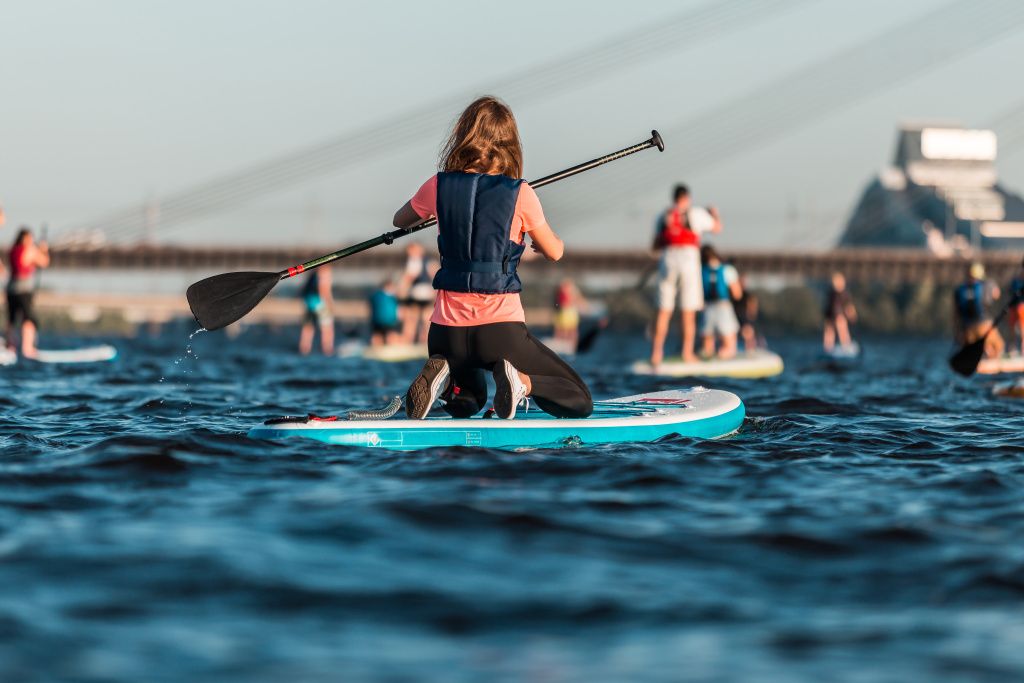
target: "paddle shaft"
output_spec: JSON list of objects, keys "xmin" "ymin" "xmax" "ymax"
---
[{"xmin": 276, "ymin": 131, "xmax": 665, "ymax": 280}]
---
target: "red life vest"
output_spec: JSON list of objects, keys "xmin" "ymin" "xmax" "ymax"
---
[
  {"xmin": 9, "ymin": 243, "xmax": 34, "ymax": 280},
  {"xmin": 555, "ymin": 282, "xmax": 572, "ymax": 308},
  {"xmin": 660, "ymin": 209, "xmax": 699, "ymax": 248}
]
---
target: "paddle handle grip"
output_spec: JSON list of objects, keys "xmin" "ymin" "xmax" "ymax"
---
[{"xmin": 277, "ymin": 130, "xmax": 665, "ymax": 280}]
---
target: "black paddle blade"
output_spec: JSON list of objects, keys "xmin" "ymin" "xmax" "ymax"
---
[
  {"xmin": 575, "ymin": 324, "xmax": 603, "ymax": 355},
  {"xmin": 186, "ymin": 271, "xmax": 280, "ymax": 331},
  {"xmin": 949, "ymin": 338, "xmax": 986, "ymax": 377}
]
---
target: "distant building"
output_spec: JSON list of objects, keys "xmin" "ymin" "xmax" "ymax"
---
[{"xmin": 839, "ymin": 124, "xmax": 1024, "ymax": 253}]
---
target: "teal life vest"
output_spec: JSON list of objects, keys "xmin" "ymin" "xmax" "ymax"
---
[{"xmin": 702, "ymin": 263, "xmax": 731, "ymax": 302}]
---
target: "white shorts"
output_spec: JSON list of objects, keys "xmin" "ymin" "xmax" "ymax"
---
[
  {"xmin": 657, "ymin": 246, "xmax": 704, "ymax": 312},
  {"xmin": 701, "ymin": 300, "xmax": 740, "ymax": 337}
]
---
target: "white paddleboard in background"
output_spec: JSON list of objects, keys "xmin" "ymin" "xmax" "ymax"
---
[
  {"xmin": 825, "ymin": 341, "xmax": 861, "ymax": 360},
  {"xmin": 632, "ymin": 349, "xmax": 784, "ymax": 379},
  {"xmin": 539, "ymin": 336, "xmax": 576, "ymax": 357},
  {"xmin": 31, "ymin": 345, "xmax": 118, "ymax": 364},
  {"xmin": 976, "ymin": 354, "xmax": 1024, "ymax": 375},
  {"xmin": 337, "ymin": 341, "xmax": 429, "ymax": 363}
]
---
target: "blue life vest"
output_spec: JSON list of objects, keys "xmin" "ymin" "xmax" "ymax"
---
[
  {"xmin": 955, "ymin": 281, "xmax": 986, "ymax": 322},
  {"xmin": 301, "ymin": 271, "xmax": 323, "ymax": 311},
  {"xmin": 432, "ymin": 172, "xmax": 525, "ymax": 294},
  {"xmin": 702, "ymin": 264, "xmax": 731, "ymax": 303},
  {"xmin": 370, "ymin": 289, "xmax": 399, "ymax": 327}
]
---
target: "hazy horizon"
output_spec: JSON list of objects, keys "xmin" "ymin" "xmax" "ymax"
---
[{"xmin": 2, "ymin": 0, "xmax": 1023, "ymax": 250}]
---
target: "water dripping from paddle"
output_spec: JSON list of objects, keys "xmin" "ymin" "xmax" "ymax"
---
[{"xmin": 157, "ymin": 328, "xmax": 207, "ymax": 410}]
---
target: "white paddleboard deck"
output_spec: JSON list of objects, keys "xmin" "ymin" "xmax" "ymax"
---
[
  {"xmin": 632, "ymin": 350, "xmax": 784, "ymax": 379},
  {"xmin": 249, "ymin": 388, "xmax": 745, "ymax": 451},
  {"xmin": 337, "ymin": 341, "xmax": 428, "ymax": 362}
]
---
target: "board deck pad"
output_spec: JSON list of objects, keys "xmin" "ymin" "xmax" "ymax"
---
[
  {"xmin": 249, "ymin": 388, "xmax": 744, "ymax": 451},
  {"xmin": 631, "ymin": 350, "xmax": 784, "ymax": 379}
]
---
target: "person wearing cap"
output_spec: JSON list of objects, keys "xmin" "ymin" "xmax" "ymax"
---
[{"xmin": 953, "ymin": 262, "xmax": 1003, "ymax": 359}]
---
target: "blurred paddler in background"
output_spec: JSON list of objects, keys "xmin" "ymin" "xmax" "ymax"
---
[{"xmin": 953, "ymin": 263, "xmax": 1002, "ymax": 361}]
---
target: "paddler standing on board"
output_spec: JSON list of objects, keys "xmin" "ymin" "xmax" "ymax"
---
[
  {"xmin": 953, "ymin": 263, "xmax": 1003, "ymax": 360},
  {"xmin": 553, "ymin": 278, "xmax": 587, "ymax": 349},
  {"xmin": 649, "ymin": 184, "xmax": 722, "ymax": 366},
  {"xmin": 392, "ymin": 96, "xmax": 592, "ymax": 420},
  {"xmin": 6, "ymin": 227, "xmax": 49, "ymax": 358},
  {"xmin": 823, "ymin": 272, "xmax": 857, "ymax": 353},
  {"xmin": 1005, "ymin": 257, "xmax": 1024, "ymax": 356},
  {"xmin": 297, "ymin": 267, "xmax": 335, "ymax": 355},
  {"xmin": 398, "ymin": 242, "xmax": 437, "ymax": 346},
  {"xmin": 699, "ymin": 245, "xmax": 742, "ymax": 359}
]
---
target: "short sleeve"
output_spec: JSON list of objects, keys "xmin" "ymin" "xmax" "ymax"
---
[
  {"xmin": 724, "ymin": 264, "xmax": 739, "ymax": 284},
  {"xmin": 687, "ymin": 207, "xmax": 714, "ymax": 233},
  {"xmin": 517, "ymin": 183, "xmax": 549, "ymax": 234},
  {"xmin": 409, "ymin": 175, "xmax": 438, "ymax": 219}
]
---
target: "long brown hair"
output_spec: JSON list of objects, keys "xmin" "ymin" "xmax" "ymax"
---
[{"xmin": 440, "ymin": 96, "xmax": 523, "ymax": 178}]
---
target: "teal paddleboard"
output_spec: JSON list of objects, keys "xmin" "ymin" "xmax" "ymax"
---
[{"xmin": 248, "ymin": 388, "xmax": 744, "ymax": 451}]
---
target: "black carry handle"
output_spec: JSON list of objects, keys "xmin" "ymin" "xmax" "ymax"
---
[{"xmin": 187, "ymin": 130, "xmax": 665, "ymax": 330}]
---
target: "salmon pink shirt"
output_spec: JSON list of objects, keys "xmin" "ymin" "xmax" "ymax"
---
[{"xmin": 409, "ymin": 174, "xmax": 551, "ymax": 327}]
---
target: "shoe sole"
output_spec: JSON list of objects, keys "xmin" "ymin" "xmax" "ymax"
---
[
  {"xmin": 492, "ymin": 359, "xmax": 518, "ymax": 420},
  {"xmin": 406, "ymin": 356, "xmax": 450, "ymax": 419}
]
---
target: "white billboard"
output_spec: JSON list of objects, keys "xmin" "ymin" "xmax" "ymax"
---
[{"xmin": 921, "ymin": 128, "xmax": 997, "ymax": 161}]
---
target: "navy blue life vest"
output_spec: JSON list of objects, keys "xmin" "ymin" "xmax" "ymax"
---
[
  {"xmin": 955, "ymin": 281, "xmax": 986, "ymax": 322},
  {"xmin": 1011, "ymin": 277, "xmax": 1024, "ymax": 300},
  {"xmin": 702, "ymin": 263, "xmax": 731, "ymax": 302},
  {"xmin": 432, "ymin": 172, "xmax": 525, "ymax": 294}
]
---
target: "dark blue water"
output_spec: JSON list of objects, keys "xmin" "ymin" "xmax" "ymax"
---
[{"xmin": 2, "ymin": 329, "xmax": 1023, "ymax": 682}]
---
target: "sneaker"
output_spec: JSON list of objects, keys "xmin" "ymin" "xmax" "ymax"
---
[
  {"xmin": 406, "ymin": 355, "xmax": 451, "ymax": 419},
  {"xmin": 492, "ymin": 359, "xmax": 529, "ymax": 419}
]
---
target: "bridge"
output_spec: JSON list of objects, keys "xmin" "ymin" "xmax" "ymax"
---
[{"xmin": 46, "ymin": 246, "xmax": 1024, "ymax": 285}]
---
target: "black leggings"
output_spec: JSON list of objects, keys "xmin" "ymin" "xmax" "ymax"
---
[
  {"xmin": 428, "ymin": 322, "xmax": 593, "ymax": 419},
  {"xmin": 6, "ymin": 291, "xmax": 37, "ymax": 327}
]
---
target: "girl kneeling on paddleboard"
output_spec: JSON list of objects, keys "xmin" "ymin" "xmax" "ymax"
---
[{"xmin": 393, "ymin": 96, "xmax": 593, "ymax": 420}]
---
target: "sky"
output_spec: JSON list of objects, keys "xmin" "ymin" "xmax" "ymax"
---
[{"xmin": 2, "ymin": 0, "xmax": 1023, "ymax": 250}]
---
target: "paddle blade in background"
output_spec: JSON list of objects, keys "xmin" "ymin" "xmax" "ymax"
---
[
  {"xmin": 186, "ymin": 271, "xmax": 280, "ymax": 331},
  {"xmin": 949, "ymin": 338, "xmax": 986, "ymax": 377},
  {"xmin": 576, "ymin": 320, "xmax": 609, "ymax": 355}
]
